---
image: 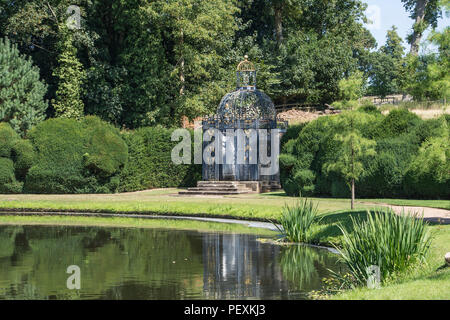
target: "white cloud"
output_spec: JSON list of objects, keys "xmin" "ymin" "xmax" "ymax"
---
[{"xmin": 365, "ymin": 5, "xmax": 381, "ymax": 30}]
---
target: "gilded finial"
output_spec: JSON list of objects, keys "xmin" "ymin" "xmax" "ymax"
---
[{"xmin": 237, "ymin": 55, "xmax": 255, "ymax": 72}]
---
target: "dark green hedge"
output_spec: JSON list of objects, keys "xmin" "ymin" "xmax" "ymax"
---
[
  {"xmin": 119, "ymin": 127, "xmax": 201, "ymax": 192},
  {"xmin": 0, "ymin": 123, "xmax": 34, "ymax": 193},
  {"xmin": 24, "ymin": 116, "xmax": 128, "ymax": 194},
  {"xmin": 1, "ymin": 117, "xmax": 200, "ymax": 194},
  {"xmin": 280, "ymin": 109, "xmax": 450, "ymax": 199}
]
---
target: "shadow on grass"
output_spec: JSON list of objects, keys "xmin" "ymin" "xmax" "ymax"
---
[
  {"xmin": 257, "ymin": 192, "xmax": 289, "ymax": 197},
  {"xmin": 314, "ymin": 210, "xmax": 370, "ymax": 243}
]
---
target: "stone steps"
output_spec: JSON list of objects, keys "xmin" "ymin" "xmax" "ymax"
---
[{"xmin": 179, "ymin": 181, "xmax": 255, "ymax": 195}]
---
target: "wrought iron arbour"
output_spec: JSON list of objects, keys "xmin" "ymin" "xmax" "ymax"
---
[{"xmin": 202, "ymin": 56, "xmax": 287, "ymax": 184}]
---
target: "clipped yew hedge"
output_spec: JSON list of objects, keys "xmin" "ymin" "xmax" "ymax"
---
[
  {"xmin": 119, "ymin": 126, "xmax": 201, "ymax": 192},
  {"xmin": 24, "ymin": 116, "xmax": 128, "ymax": 194},
  {"xmin": 280, "ymin": 109, "xmax": 450, "ymax": 199},
  {"xmin": 0, "ymin": 123, "xmax": 34, "ymax": 193}
]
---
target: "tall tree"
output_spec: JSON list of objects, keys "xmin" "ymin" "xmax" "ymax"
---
[
  {"xmin": 147, "ymin": 0, "xmax": 238, "ymax": 121},
  {"xmin": 401, "ymin": 0, "xmax": 442, "ymax": 55},
  {"xmin": 368, "ymin": 27, "xmax": 405, "ymax": 97}
]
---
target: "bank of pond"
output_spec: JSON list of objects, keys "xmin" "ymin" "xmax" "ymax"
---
[{"xmin": 0, "ymin": 210, "xmax": 447, "ymax": 300}]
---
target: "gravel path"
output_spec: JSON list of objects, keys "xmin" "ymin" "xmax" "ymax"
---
[{"xmin": 364, "ymin": 203, "xmax": 450, "ymax": 224}]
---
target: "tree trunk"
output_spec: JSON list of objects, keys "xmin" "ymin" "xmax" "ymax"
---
[
  {"xmin": 351, "ymin": 129, "xmax": 355, "ymax": 210},
  {"xmin": 351, "ymin": 178, "xmax": 355, "ymax": 210},
  {"xmin": 410, "ymin": 0, "xmax": 429, "ymax": 56},
  {"xmin": 274, "ymin": 6, "xmax": 283, "ymax": 46},
  {"xmin": 179, "ymin": 29, "xmax": 185, "ymax": 97}
]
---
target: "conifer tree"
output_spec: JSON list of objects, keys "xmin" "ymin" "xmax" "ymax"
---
[
  {"xmin": 52, "ymin": 25, "xmax": 85, "ymax": 119},
  {"xmin": 0, "ymin": 37, "xmax": 48, "ymax": 136}
]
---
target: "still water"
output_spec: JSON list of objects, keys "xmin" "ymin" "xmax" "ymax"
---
[{"xmin": 0, "ymin": 224, "xmax": 343, "ymax": 300}]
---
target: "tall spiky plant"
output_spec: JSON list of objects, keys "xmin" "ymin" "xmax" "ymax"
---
[
  {"xmin": 277, "ymin": 198, "xmax": 320, "ymax": 243},
  {"xmin": 336, "ymin": 208, "xmax": 431, "ymax": 285}
]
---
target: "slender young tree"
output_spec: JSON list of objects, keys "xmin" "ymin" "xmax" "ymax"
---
[{"xmin": 323, "ymin": 112, "xmax": 377, "ymax": 209}]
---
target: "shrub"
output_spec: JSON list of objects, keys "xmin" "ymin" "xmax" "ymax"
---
[
  {"xmin": 281, "ymin": 123, "xmax": 306, "ymax": 148},
  {"xmin": 277, "ymin": 198, "xmax": 320, "ymax": 243},
  {"xmin": 119, "ymin": 127, "xmax": 201, "ymax": 192},
  {"xmin": 0, "ymin": 123, "xmax": 34, "ymax": 193},
  {"xmin": 336, "ymin": 209, "xmax": 431, "ymax": 285},
  {"xmin": 371, "ymin": 108, "xmax": 421, "ymax": 139},
  {"xmin": 356, "ymin": 135, "xmax": 417, "ymax": 198},
  {"xmin": 357, "ymin": 100, "xmax": 380, "ymax": 114},
  {"xmin": 0, "ymin": 157, "xmax": 22, "ymax": 193},
  {"xmin": 24, "ymin": 116, "xmax": 127, "ymax": 194},
  {"xmin": 331, "ymin": 100, "xmax": 359, "ymax": 110},
  {"xmin": 0, "ymin": 122, "xmax": 17, "ymax": 157},
  {"xmin": 404, "ymin": 135, "xmax": 450, "ymax": 198},
  {"xmin": 11, "ymin": 139, "xmax": 35, "ymax": 180},
  {"xmin": 280, "ymin": 109, "xmax": 447, "ymax": 199}
]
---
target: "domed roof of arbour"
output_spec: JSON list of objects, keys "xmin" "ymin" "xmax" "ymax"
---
[{"xmin": 216, "ymin": 56, "xmax": 276, "ymax": 120}]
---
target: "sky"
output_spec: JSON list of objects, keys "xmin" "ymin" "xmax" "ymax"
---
[{"xmin": 362, "ymin": 0, "xmax": 449, "ymax": 53}]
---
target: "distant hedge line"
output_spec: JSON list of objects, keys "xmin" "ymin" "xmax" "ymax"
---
[
  {"xmin": 280, "ymin": 108, "xmax": 450, "ymax": 199},
  {"xmin": 0, "ymin": 116, "xmax": 200, "ymax": 194},
  {"xmin": 1, "ymin": 110, "xmax": 448, "ymax": 199}
]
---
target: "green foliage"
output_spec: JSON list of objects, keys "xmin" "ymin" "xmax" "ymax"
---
[
  {"xmin": 147, "ymin": 0, "xmax": 239, "ymax": 119},
  {"xmin": 371, "ymin": 108, "xmax": 421, "ymax": 139},
  {"xmin": 323, "ymin": 112, "xmax": 377, "ymax": 186},
  {"xmin": 0, "ymin": 37, "xmax": 47, "ymax": 136},
  {"xmin": 0, "ymin": 122, "xmax": 17, "ymax": 158},
  {"xmin": 0, "ymin": 157, "xmax": 22, "ymax": 193},
  {"xmin": 280, "ymin": 110, "xmax": 448, "ymax": 199},
  {"xmin": 119, "ymin": 127, "xmax": 201, "ymax": 192},
  {"xmin": 401, "ymin": 0, "xmax": 442, "ymax": 54},
  {"xmin": 405, "ymin": 133, "xmax": 450, "ymax": 198},
  {"xmin": 11, "ymin": 139, "xmax": 35, "ymax": 181},
  {"xmin": 52, "ymin": 26, "xmax": 85, "ymax": 119},
  {"xmin": 1, "ymin": 0, "xmax": 376, "ymax": 126},
  {"xmin": 0, "ymin": 123, "xmax": 34, "ymax": 193},
  {"xmin": 336, "ymin": 209, "xmax": 431, "ymax": 285},
  {"xmin": 338, "ymin": 71, "xmax": 365, "ymax": 101},
  {"xmin": 401, "ymin": 28, "xmax": 449, "ymax": 101},
  {"xmin": 24, "ymin": 116, "xmax": 127, "ymax": 194},
  {"xmin": 357, "ymin": 100, "xmax": 380, "ymax": 114},
  {"xmin": 277, "ymin": 198, "xmax": 320, "ymax": 243},
  {"xmin": 367, "ymin": 26, "xmax": 405, "ymax": 97}
]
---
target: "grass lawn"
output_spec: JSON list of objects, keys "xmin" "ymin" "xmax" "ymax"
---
[
  {"xmin": 1, "ymin": 189, "xmax": 448, "ymax": 221},
  {"xmin": 0, "ymin": 215, "xmax": 276, "ymax": 236},
  {"xmin": 0, "ymin": 189, "xmax": 371, "ymax": 221}
]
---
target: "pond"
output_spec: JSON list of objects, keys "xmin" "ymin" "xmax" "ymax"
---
[{"xmin": 0, "ymin": 223, "xmax": 344, "ymax": 300}]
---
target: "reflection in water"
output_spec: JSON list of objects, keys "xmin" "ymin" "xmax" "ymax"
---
[{"xmin": 0, "ymin": 224, "xmax": 343, "ymax": 300}]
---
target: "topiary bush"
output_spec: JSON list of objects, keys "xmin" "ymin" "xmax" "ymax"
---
[
  {"xmin": 404, "ymin": 135, "xmax": 450, "ymax": 198},
  {"xmin": 119, "ymin": 127, "xmax": 201, "ymax": 192},
  {"xmin": 370, "ymin": 108, "xmax": 421, "ymax": 139},
  {"xmin": 0, "ymin": 157, "xmax": 22, "ymax": 193},
  {"xmin": 24, "ymin": 116, "xmax": 128, "ymax": 194},
  {"xmin": 0, "ymin": 123, "xmax": 34, "ymax": 193}
]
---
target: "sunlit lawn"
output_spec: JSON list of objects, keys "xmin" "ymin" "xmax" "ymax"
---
[
  {"xmin": 0, "ymin": 189, "xmax": 447, "ymax": 222},
  {"xmin": 0, "ymin": 188, "xmax": 379, "ymax": 221}
]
